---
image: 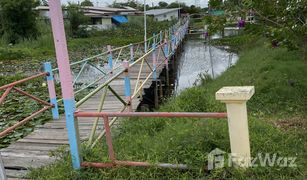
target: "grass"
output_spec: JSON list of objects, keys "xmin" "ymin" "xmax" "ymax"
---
[{"xmin": 28, "ymin": 35, "xmax": 307, "ymax": 179}]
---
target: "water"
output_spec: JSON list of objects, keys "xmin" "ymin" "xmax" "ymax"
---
[{"xmin": 175, "ymin": 40, "xmax": 238, "ymax": 94}]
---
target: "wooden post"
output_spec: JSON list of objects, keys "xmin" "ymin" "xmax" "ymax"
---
[
  {"xmin": 154, "ymin": 80, "xmax": 159, "ymax": 109},
  {"xmin": 216, "ymin": 86, "xmax": 255, "ymax": 168},
  {"xmin": 158, "ymin": 80, "xmax": 163, "ymax": 99},
  {"xmin": 44, "ymin": 62, "xmax": 59, "ymax": 120},
  {"xmin": 49, "ymin": 0, "xmax": 81, "ymax": 169},
  {"xmin": 159, "ymin": 30, "xmax": 163, "ymax": 44}
]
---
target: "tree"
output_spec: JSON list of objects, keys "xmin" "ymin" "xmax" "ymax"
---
[
  {"xmin": 111, "ymin": 0, "xmax": 142, "ymax": 10},
  {"xmin": 81, "ymin": 0, "xmax": 94, "ymax": 7},
  {"xmin": 158, "ymin": 1, "xmax": 168, "ymax": 8},
  {"xmin": 208, "ymin": 0, "xmax": 223, "ymax": 9},
  {"xmin": 0, "ymin": 0, "xmax": 40, "ymax": 44},
  {"xmin": 66, "ymin": 3, "xmax": 89, "ymax": 37},
  {"xmin": 224, "ymin": 0, "xmax": 307, "ymax": 50}
]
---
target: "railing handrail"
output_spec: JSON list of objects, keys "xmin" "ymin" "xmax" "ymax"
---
[
  {"xmin": 51, "ymin": 34, "xmax": 160, "ymax": 72},
  {"xmin": 75, "ymin": 111, "xmax": 228, "ymax": 118},
  {"xmin": 0, "ymin": 72, "xmax": 48, "ymax": 91}
]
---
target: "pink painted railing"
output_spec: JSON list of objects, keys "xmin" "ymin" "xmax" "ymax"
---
[
  {"xmin": 74, "ymin": 111, "xmax": 227, "ymax": 170},
  {"xmin": 0, "ymin": 66, "xmax": 59, "ymax": 138}
]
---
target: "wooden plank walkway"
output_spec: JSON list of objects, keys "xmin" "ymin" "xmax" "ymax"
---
[{"xmin": 0, "ymin": 58, "xmax": 166, "ymax": 179}]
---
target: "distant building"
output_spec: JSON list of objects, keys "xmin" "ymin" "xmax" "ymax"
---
[
  {"xmin": 208, "ymin": 10, "xmax": 225, "ymax": 16},
  {"xmin": 35, "ymin": 6, "xmax": 141, "ymax": 30},
  {"xmin": 145, "ymin": 8, "xmax": 181, "ymax": 22}
]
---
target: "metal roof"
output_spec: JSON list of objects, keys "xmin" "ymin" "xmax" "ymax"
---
[
  {"xmin": 145, "ymin": 8, "xmax": 181, "ymax": 16},
  {"xmin": 35, "ymin": 6, "xmax": 136, "ymax": 13}
]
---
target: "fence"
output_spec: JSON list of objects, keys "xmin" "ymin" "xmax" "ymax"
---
[
  {"xmin": 0, "ymin": 17, "xmax": 189, "ymax": 140},
  {"xmin": 73, "ymin": 86, "xmax": 255, "ymax": 170},
  {"xmin": 0, "ymin": 63, "xmax": 59, "ymax": 138}
]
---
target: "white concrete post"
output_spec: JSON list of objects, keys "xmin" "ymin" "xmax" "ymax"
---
[{"xmin": 216, "ymin": 86, "xmax": 255, "ymax": 168}]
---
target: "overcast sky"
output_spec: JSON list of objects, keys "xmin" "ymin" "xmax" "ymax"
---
[{"xmin": 62, "ymin": 0, "xmax": 209, "ymax": 8}]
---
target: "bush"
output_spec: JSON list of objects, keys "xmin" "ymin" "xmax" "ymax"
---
[{"xmin": 0, "ymin": 0, "xmax": 40, "ymax": 44}]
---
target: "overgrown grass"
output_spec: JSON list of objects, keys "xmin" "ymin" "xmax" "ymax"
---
[
  {"xmin": 0, "ymin": 19, "xmax": 171, "ymax": 62},
  {"xmin": 28, "ymin": 36, "xmax": 307, "ymax": 179}
]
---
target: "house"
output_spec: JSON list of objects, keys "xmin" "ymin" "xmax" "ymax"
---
[
  {"xmin": 35, "ymin": 6, "xmax": 141, "ymax": 30},
  {"xmin": 145, "ymin": 8, "xmax": 181, "ymax": 22}
]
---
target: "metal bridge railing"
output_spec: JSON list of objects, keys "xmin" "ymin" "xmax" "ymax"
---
[
  {"xmin": 0, "ymin": 62, "xmax": 59, "ymax": 138},
  {"xmin": 74, "ymin": 111, "xmax": 228, "ymax": 170}
]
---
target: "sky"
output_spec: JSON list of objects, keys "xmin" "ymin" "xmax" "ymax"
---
[{"xmin": 62, "ymin": 0, "xmax": 209, "ymax": 8}]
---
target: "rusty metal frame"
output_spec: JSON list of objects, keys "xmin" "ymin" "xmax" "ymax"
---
[
  {"xmin": 0, "ymin": 72, "xmax": 53, "ymax": 138},
  {"xmin": 74, "ymin": 111, "xmax": 226, "ymax": 169}
]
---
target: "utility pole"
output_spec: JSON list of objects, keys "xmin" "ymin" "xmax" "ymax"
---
[{"xmin": 144, "ymin": 0, "xmax": 147, "ymax": 52}]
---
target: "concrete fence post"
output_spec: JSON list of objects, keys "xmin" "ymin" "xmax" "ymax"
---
[
  {"xmin": 216, "ymin": 86, "xmax": 255, "ymax": 168},
  {"xmin": 44, "ymin": 62, "xmax": 59, "ymax": 120}
]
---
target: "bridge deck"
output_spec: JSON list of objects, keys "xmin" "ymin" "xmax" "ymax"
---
[{"xmin": 1, "ymin": 60, "xmax": 165, "ymax": 179}]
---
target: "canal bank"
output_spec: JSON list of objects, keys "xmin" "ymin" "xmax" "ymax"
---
[
  {"xmin": 138, "ymin": 38, "xmax": 238, "ymax": 110},
  {"xmin": 29, "ymin": 35, "xmax": 307, "ymax": 179}
]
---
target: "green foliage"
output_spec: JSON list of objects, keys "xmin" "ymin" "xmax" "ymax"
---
[
  {"xmin": 208, "ymin": 0, "xmax": 223, "ymax": 9},
  {"xmin": 80, "ymin": 0, "xmax": 94, "ymax": 6},
  {"xmin": 204, "ymin": 15, "xmax": 226, "ymax": 35},
  {"xmin": 0, "ymin": 0, "xmax": 40, "ymax": 44},
  {"xmin": 111, "ymin": 0, "xmax": 140, "ymax": 10},
  {"xmin": 224, "ymin": 0, "xmax": 307, "ymax": 50},
  {"xmin": 66, "ymin": 3, "xmax": 90, "ymax": 38},
  {"xmin": 28, "ymin": 37, "xmax": 307, "ymax": 179},
  {"xmin": 158, "ymin": 1, "xmax": 168, "ymax": 8}
]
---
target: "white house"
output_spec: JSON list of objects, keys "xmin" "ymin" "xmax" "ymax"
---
[{"xmin": 146, "ymin": 8, "xmax": 181, "ymax": 22}]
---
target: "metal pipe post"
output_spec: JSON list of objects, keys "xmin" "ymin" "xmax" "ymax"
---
[
  {"xmin": 123, "ymin": 61, "xmax": 132, "ymax": 112},
  {"xmin": 152, "ymin": 43, "xmax": 158, "ymax": 108},
  {"xmin": 130, "ymin": 43, "xmax": 134, "ymax": 61},
  {"xmin": 144, "ymin": 0, "xmax": 147, "ymax": 52},
  {"xmin": 49, "ymin": 0, "xmax": 81, "ymax": 169},
  {"xmin": 152, "ymin": 43, "xmax": 157, "ymax": 81},
  {"xmin": 107, "ymin": 45, "xmax": 113, "ymax": 73},
  {"xmin": 164, "ymin": 38, "xmax": 170, "ymax": 96},
  {"xmin": 44, "ymin": 62, "xmax": 59, "ymax": 120}
]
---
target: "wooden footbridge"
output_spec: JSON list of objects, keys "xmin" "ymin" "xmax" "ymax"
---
[
  {"xmin": 0, "ymin": 1, "xmax": 256, "ymax": 179},
  {"xmin": 0, "ymin": 1, "xmax": 190, "ymax": 178}
]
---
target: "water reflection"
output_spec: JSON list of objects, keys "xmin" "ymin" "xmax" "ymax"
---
[{"xmin": 175, "ymin": 40, "xmax": 238, "ymax": 94}]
